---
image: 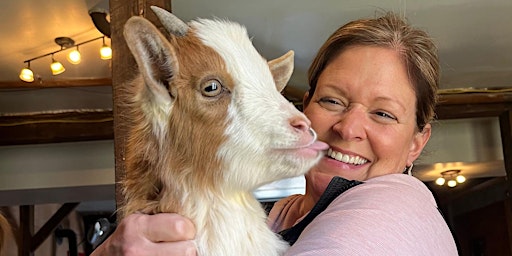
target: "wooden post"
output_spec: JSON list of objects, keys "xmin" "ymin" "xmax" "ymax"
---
[
  {"xmin": 109, "ymin": 0, "xmax": 172, "ymax": 211},
  {"xmin": 499, "ymin": 110, "xmax": 512, "ymax": 252},
  {"xmin": 19, "ymin": 205, "xmax": 34, "ymax": 256}
]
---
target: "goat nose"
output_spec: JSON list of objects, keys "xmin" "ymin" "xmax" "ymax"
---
[{"xmin": 289, "ymin": 115, "xmax": 311, "ymax": 133}]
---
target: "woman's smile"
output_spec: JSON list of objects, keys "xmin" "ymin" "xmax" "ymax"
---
[{"xmin": 326, "ymin": 147, "xmax": 368, "ymax": 166}]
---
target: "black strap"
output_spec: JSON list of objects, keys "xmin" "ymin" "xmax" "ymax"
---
[{"xmin": 278, "ymin": 176, "xmax": 363, "ymax": 245}]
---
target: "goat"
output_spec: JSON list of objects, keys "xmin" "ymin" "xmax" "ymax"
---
[{"xmin": 120, "ymin": 6, "xmax": 328, "ymax": 256}]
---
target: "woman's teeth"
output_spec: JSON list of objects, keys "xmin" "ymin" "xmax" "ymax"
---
[{"xmin": 327, "ymin": 148, "xmax": 368, "ymax": 165}]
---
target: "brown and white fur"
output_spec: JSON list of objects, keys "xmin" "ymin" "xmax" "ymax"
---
[{"xmin": 120, "ymin": 6, "xmax": 327, "ymax": 256}]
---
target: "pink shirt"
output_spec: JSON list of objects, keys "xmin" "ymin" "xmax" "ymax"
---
[{"xmin": 268, "ymin": 174, "xmax": 458, "ymax": 255}]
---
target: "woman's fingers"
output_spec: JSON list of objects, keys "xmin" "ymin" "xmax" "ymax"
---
[
  {"xmin": 150, "ymin": 241, "xmax": 197, "ymax": 256},
  {"xmin": 91, "ymin": 212, "xmax": 197, "ymax": 256},
  {"xmin": 135, "ymin": 212, "xmax": 196, "ymax": 242}
]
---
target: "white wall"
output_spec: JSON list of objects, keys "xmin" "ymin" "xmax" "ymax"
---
[{"xmin": 0, "ymin": 140, "xmax": 114, "ymax": 191}]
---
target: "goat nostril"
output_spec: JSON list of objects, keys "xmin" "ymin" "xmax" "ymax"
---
[
  {"xmin": 309, "ymin": 128, "xmax": 317, "ymax": 141},
  {"xmin": 289, "ymin": 116, "xmax": 310, "ymax": 133}
]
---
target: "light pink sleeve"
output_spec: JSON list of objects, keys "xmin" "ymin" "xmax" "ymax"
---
[{"xmin": 285, "ymin": 174, "xmax": 458, "ymax": 256}]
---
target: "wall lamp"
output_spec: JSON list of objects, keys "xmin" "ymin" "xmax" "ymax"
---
[
  {"xmin": 19, "ymin": 36, "xmax": 112, "ymax": 83},
  {"xmin": 435, "ymin": 169, "xmax": 466, "ymax": 188}
]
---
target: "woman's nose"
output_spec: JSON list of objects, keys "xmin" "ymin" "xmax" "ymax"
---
[{"xmin": 332, "ymin": 107, "xmax": 367, "ymax": 141}]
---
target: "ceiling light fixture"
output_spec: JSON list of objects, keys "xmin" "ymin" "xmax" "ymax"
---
[
  {"xmin": 67, "ymin": 46, "xmax": 82, "ymax": 64},
  {"xmin": 50, "ymin": 54, "xmax": 65, "ymax": 75},
  {"xmin": 435, "ymin": 169, "xmax": 466, "ymax": 188},
  {"xmin": 19, "ymin": 36, "xmax": 111, "ymax": 82},
  {"xmin": 19, "ymin": 62, "xmax": 34, "ymax": 82},
  {"xmin": 99, "ymin": 37, "xmax": 112, "ymax": 60}
]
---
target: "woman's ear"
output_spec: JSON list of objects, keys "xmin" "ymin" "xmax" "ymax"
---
[{"xmin": 407, "ymin": 123, "xmax": 432, "ymax": 166}]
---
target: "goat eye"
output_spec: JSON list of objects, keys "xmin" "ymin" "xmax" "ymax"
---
[{"xmin": 201, "ymin": 79, "xmax": 223, "ymax": 97}]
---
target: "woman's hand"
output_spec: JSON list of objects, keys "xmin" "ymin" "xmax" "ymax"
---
[{"xmin": 91, "ymin": 212, "xmax": 197, "ymax": 256}]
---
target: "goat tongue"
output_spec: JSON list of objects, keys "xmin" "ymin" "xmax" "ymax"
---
[{"xmin": 307, "ymin": 141, "xmax": 329, "ymax": 151}]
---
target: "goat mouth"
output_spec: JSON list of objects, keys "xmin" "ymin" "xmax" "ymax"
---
[
  {"xmin": 286, "ymin": 138, "xmax": 328, "ymax": 159},
  {"xmin": 272, "ymin": 128, "xmax": 328, "ymax": 155},
  {"xmin": 279, "ymin": 141, "xmax": 327, "ymax": 159},
  {"xmin": 295, "ymin": 128, "xmax": 326, "ymax": 149},
  {"xmin": 327, "ymin": 148, "xmax": 368, "ymax": 165},
  {"xmin": 274, "ymin": 129, "xmax": 328, "ymax": 158}
]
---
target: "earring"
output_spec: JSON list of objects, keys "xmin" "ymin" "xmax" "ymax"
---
[{"xmin": 405, "ymin": 163, "xmax": 414, "ymax": 176}]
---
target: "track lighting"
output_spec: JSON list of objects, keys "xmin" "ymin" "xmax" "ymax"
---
[
  {"xmin": 435, "ymin": 170, "xmax": 466, "ymax": 188},
  {"xmin": 19, "ymin": 36, "xmax": 111, "ymax": 82}
]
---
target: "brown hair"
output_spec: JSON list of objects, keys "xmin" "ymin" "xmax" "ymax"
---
[
  {"xmin": 0, "ymin": 213, "xmax": 11, "ymax": 255},
  {"xmin": 306, "ymin": 12, "xmax": 439, "ymax": 131}
]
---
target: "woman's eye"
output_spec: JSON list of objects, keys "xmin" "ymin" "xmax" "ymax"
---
[
  {"xmin": 318, "ymin": 97, "xmax": 346, "ymax": 110},
  {"xmin": 320, "ymin": 98, "xmax": 339, "ymax": 105},
  {"xmin": 201, "ymin": 79, "xmax": 223, "ymax": 97},
  {"xmin": 375, "ymin": 111, "xmax": 397, "ymax": 121}
]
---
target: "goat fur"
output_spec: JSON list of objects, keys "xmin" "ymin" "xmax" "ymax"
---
[{"xmin": 119, "ymin": 6, "xmax": 327, "ymax": 256}]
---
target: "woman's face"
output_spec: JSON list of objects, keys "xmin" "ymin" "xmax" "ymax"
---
[{"xmin": 303, "ymin": 45, "xmax": 431, "ymax": 200}]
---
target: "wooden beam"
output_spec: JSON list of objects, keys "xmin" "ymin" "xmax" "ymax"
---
[
  {"xmin": 439, "ymin": 91, "xmax": 512, "ymax": 104},
  {"xmin": 0, "ymin": 110, "xmax": 113, "ymax": 145},
  {"xmin": 0, "ymin": 78, "xmax": 112, "ymax": 89},
  {"xmin": 436, "ymin": 102, "xmax": 512, "ymax": 120},
  {"xmin": 436, "ymin": 92, "xmax": 512, "ymax": 119}
]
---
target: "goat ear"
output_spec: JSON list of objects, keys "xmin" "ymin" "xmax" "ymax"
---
[
  {"xmin": 268, "ymin": 50, "xmax": 294, "ymax": 92},
  {"xmin": 124, "ymin": 16, "xmax": 178, "ymax": 102}
]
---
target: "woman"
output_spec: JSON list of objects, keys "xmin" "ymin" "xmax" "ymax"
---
[
  {"xmin": 267, "ymin": 12, "xmax": 457, "ymax": 255},
  {"xmin": 93, "ymin": 12, "xmax": 457, "ymax": 255}
]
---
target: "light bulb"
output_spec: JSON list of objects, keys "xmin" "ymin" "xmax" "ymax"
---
[
  {"xmin": 435, "ymin": 177, "xmax": 445, "ymax": 186},
  {"xmin": 456, "ymin": 175, "xmax": 466, "ymax": 183},
  {"xmin": 19, "ymin": 67, "xmax": 34, "ymax": 82},
  {"xmin": 51, "ymin": 59, "xmax": 66, "ymax": 75},
  {"xmin": 447, "ymin": 180, "xmax": 457, "ymax": 187},
  {"xmin": 67, "ymin": 48, "xmax": 81, "ymax": 64},
  {"xmin": 100, "ymin": 45, "xmax": 112, "ymax": 60}
]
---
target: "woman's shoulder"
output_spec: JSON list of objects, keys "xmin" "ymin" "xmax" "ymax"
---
[
  {"xmin": 364, "ymin": 172, "xmax": 432, "ymax": 191},
  {"xmin": 267, "ymin": 194, "xmax": 304, "ymax": 232},
  {"xmin": 331, "ymin": 174, "xmax": 439, "ymax": 214},
  {"xmin": 286, "ymin": 174, "xmax": 458, "ymax": 255}
]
